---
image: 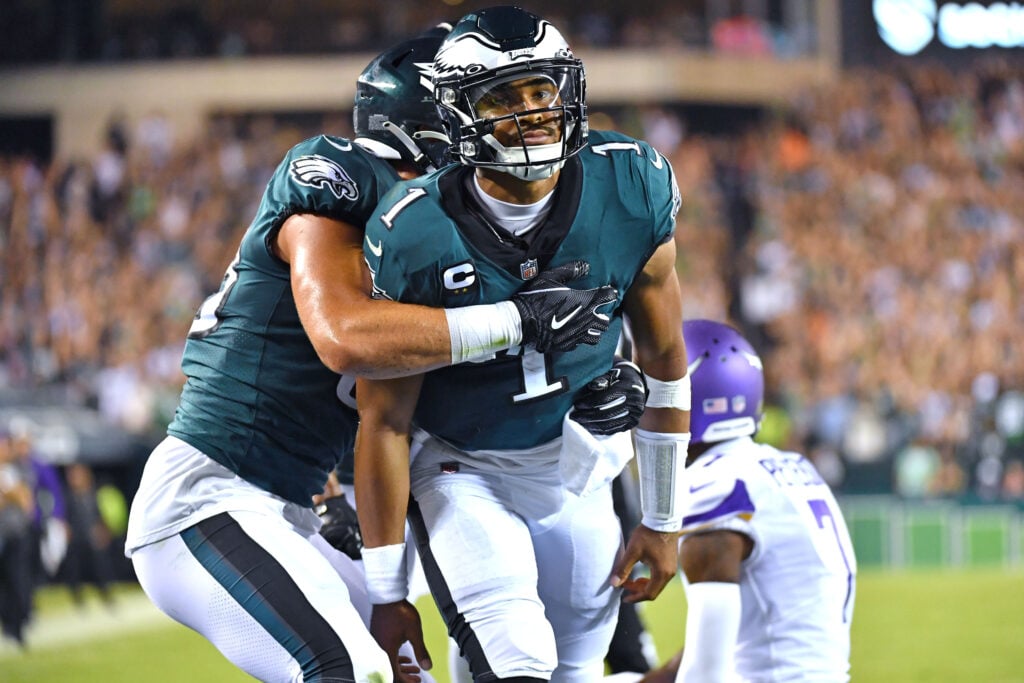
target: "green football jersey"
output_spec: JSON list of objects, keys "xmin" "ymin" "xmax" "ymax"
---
[
  {"xmin": 168, "ymin": 135, "xmax": 400, "ymax": 505},
  {"xmin": 365, "ymin": 129, "xmax": 680, "ymax": 451}
]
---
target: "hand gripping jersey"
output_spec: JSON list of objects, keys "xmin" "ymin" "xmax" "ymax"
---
[
  {"xmin": 681, "ymin": 437, "xmax": 857, "ymax": 682},
  {"xmin": 365, "ymin": 129, "xmax": 680, "ymax": 451},
  {"xmin": 168, "ymin": 135, "xmax": 401, "ymax": 505}
]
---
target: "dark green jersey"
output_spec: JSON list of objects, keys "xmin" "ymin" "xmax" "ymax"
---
[
  {"xmin": 168, "ymin": 135, "xmax": 400, "ymax": 505},
  {"xmin": 365, "ymin": 129, "xmax": 680, "ymax": 451}
]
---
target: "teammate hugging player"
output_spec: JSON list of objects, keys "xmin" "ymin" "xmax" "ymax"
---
[{"xmin": 124, "ymin": 22, "xmax": 618, "ymax": 683}]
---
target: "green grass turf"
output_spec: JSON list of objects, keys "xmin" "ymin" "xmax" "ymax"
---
[{"xmin": 3, "ymin": 569, "xmax": 1023, "ymax": 682}]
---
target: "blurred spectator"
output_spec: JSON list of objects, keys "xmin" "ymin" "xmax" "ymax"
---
[
  {"xmin": 8, "ymin": 422, "xmax": 69, "ymax": 581},
  {"xmin": 1001, "ymin": 460, "xmax": 1024, "ymax": 502},
  {"xmin": 808, "ymin": 441, "xmax": 846, "ymax": 490},
  {"xmin": 711, "ymin": 10, "xmax": 772, "ymax": 56},
  {"xmin": 995, "ymin": 390, "xmax": 1024, "ymax": 457},
  {"xmin": 894, "ymin": 439, "xmax": 940, "ymax": 499},
  {"xmin": 3, "ymin": 1, "xmax": 828, "ymax": 64},
  {"xmin": 639, "ymin": 105, "xmax": 685, "ymax": 158},
  {"xmin": 842, "ymin": 400, "xmax": 889, "ymax": 465},
  {"xmin": 61, "ymin": 463, "xmax": 116, "ymax": 606},
  {"xmin": 929, "ymin": 447, "xmax": 967, "ymax": 498},
  {"xmin": 974, "ymin": 445, "xmax": 1005, "ymax": 501},
  {"xmin": 0, "ymin": 431, "xmax": 35, "ymax": 646}
]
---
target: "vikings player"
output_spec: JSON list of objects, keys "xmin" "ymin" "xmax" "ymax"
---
[{"xmin": 631, "ymin": 320, "xmax": 856, "ymax": 683}]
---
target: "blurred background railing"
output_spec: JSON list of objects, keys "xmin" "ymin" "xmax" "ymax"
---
[{"xmin": 841, "ymin": 497, "xmax": 1024, "ymax": 568}]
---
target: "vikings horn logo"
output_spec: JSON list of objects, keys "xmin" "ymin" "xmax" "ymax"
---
[{"xmin": 289, "ymin": 155, "xmax": 359, "ymax": 200}]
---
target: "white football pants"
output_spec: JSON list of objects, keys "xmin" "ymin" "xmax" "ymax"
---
[
  {"xmin": 132, "ymin": 509, "xmax": 396, "ymax": 683},
  {"xmin": 408, "ymin": 440, "xmax": 622, "ymax": 682}
]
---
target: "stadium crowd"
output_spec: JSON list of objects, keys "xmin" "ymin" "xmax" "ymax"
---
[
  {"xmin": 1, "ymin": 58, "xmax": 1023, "ymax": 504},
  {"xmin": 4, "ymin": 2, "xmax": 812, "ymax": 64}
]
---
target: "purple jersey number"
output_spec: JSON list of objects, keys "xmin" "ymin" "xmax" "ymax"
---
[{"xmin": 808, "ymin": 498, "xmax": 855, "ymax": 623}]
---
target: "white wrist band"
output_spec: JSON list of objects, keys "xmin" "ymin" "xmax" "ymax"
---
[
  {"xmin": 361, "ymin": 543, "xmax": 409, "ymax": 604},
  {"xmin": 645, "ymin": 374, "xmax": 692, "ymax": 411},
  {"xmin": 446, "ymin": 301, "xmax": 524, "ymax": 364},
  {"xmin": 635, "ymin": 428, "xmax": 690, "ymax": 532}
]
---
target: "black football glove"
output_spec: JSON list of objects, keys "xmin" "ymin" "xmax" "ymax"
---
[
  {"xmin": 512, "ymin": 260, "xmax": 618, "ymax": 354},
  {"xmin": 316, "ymin": 494, "xmax": 364, "ymax": 561},
  {"xmin": 572, "ymin": 358, "xmax": 649, "ymax": 436}
]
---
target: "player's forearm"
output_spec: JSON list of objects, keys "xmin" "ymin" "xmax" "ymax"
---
[
  {"xmin": 625, "ymin": 242, "xmax": 691, "ymax": 531},
  {"xmin": 284, "ymin": 213, "xmax": 482, "ymax": 378},
  {"xmin": 356, "ymin": 441, "xmax": 412, "ymax": 606},
  {"xmin": 629, "ymin": 321, "xmax": 689, "ymax": 434},
  {"xmin": 321, "ymin": 298, "xmax": 524, "ymax": 379},
  {"xmin": 354, "ymin": 433, "xmax": 412, "ymax": 547},
  {"xmin": 353, "ymin": 374, "xmax": 421, "ymax": 607},
  {"xmin": 322, "ymin": 298, "xmax": 456, "ymax": 379}
]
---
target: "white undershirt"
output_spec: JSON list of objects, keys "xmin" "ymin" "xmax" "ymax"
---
[{"xmin": 471, "ymin": 174, "xmax": 554, "ymax": 237}]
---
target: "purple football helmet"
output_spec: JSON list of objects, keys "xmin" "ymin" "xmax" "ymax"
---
[{"xmin": 683, "ymin": 319, "xmax": 764, "ymax": 444}]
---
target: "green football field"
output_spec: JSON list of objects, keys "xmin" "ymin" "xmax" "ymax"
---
[{"xmin": 3, "ymin": 568, "xmax": 1022, "ymax": 682}]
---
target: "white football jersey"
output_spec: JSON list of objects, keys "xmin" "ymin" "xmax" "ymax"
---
[{"xmin": 679, "ymin": 437, "xmax": 856, "ymax": 682}]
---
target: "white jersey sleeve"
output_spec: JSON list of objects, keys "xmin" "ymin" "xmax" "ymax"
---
[{"xmin": 679, "ymin": 437, "xmax": 856, "ymax": 683}]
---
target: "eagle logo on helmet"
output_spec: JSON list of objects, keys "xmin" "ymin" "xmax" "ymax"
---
[
  {"xmin": 413, "ymin": 61, "xmax": 434, "ymax": 92},
  {"xmin": 289, "ymin": 154, "xmax": 359, "ymax": 200}
]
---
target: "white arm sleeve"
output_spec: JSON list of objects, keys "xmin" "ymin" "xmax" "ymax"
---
[
  {"xmin": 634, "ymin": 428, "xmax": 690, "ymax": 532},
  {"xmin": 678, "ymin": 581, "xmax": 741, "ymax": 682}
]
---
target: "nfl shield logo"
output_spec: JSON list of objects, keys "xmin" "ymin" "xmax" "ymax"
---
[{"xmin": 520, "ymin": 258, "xmax": 539, "ymax": 280}]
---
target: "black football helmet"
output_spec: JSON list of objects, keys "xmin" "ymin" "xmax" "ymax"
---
[
  {"xmin": 353, "ymin": 24, "xmax": 452, "ymax": 173},
  {"xmin": 432, "ymin": 6, "xmax": 588, "ymax": 180}
]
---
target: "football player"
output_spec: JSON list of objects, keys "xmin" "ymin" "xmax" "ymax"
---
[
  {"xmin": 125, "ymin": 23, "xmax": 619, "ymax": 683},
  {"xmin": 354, "ymin": 8, "xmax": 692, "ymax": 682},
  {"xmin": 627, "ymin": 320, "xmax": 856, "ymax": 683}
]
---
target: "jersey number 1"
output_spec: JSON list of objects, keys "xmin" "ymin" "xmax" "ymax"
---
[{"xmin": 511, "ymin": 347, "xmax": 567, "ymax": 403}]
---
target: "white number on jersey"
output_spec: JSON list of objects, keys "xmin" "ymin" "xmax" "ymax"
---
[
  {"xmin": 188, "ymin": 250, "xmax": 241, "ymax": 338},
  {"xmin": 510, "ymin": 346, "xmax": 567, "ymax": 403},
  {"xmin": 379, "ymin": 187, "xmax": 428, "ymax": 230}
]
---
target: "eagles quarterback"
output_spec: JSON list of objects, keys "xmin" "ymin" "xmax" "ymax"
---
[
  {"xmin": 124, "ymin": 23, "xmax": 621, "ymax": 683},
  {"xmin": 355, "ymin": 8, "xmax": 693, "ymax": 683}
]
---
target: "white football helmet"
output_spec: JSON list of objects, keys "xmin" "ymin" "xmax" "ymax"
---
[{"xmin": 432, "ymin": 6, "xmax": 588, "ymax": 181}]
